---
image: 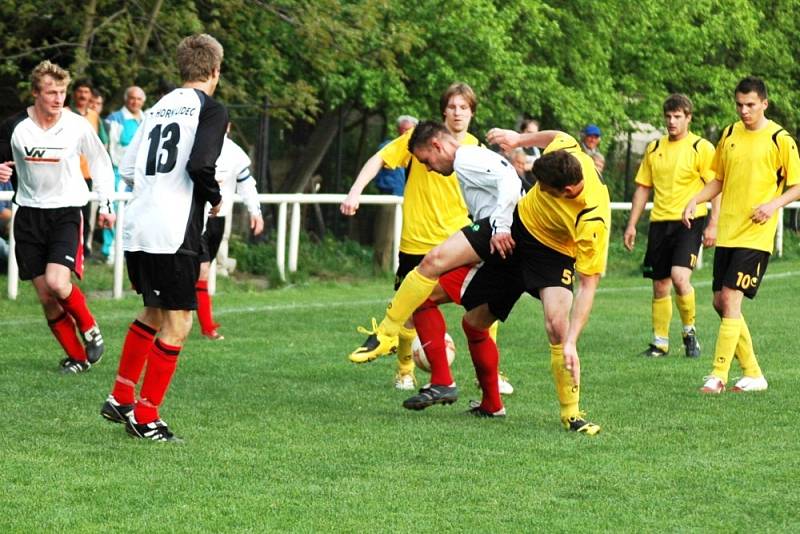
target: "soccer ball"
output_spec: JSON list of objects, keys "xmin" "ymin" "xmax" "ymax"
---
[{"xmin": 411, "ymin": 333, "xmax": 456, "ymax": 373}]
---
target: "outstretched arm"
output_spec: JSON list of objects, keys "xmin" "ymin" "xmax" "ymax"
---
[
  {"xmin": 563, "ymin": 273, "xmax": 600, "ymax": 385},
  {"xmin": 683, "ymin": 178, "xmax": 722, "ymax": 228},
  {"xmin": 340, "ymin": 151, "xmax": 385, "ymax": 216},
  {"xmin": 486, "ymin": 129, "xmax": 560, "ymax": 153}
]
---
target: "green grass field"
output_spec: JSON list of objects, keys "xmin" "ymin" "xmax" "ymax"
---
[{"xmin": 2, "ymin": 256, "xmax": 799, "ymax": 532}]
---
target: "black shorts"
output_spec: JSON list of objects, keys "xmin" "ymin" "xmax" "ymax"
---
[
  {"xmin": 14, "ymin": 206, "xmax": 84, "ymax": 281},
  {"xmin": 461, "ymin": 217, "xmax": 506, "ymax": 265},
  {"xmin": 712, "ymin": 246, "xmax": 770, "ymax": 299},
  {"xmin": 395, "ymin": 252, "xmax": 425, "ymax": 290},
  {"xmin": 458, "ymin": 261, "xmax": 526, "ymax": 322},
  {"xmin": 642, "ymin": 217, "xmax": 704, "ymax": 280},
  {"xmin": 512, "ymin": 214, "xmax": 576, "ymax": 296},
  {"xmin": 199, "ymin": 216, "xmax": 226, "ymax": 263},
  {"xmin": 125, "ymin": 251, "xmax": 200, "ymax": 310}
]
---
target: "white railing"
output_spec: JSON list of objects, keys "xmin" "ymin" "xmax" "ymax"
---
[
  {"xmin": 2, "ymin": 191, "xmax": 798, "ymax": 300},
  {"xmin": 2, "ymin": 191, "xmax": 403, "ymax": 300}
]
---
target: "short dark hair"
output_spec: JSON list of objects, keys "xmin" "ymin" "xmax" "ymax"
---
[
  {"xmin": 407, "ymin": 120, "xmax": 449, "ymax": 153},
  {"xmin": 663, "ymin": 93, "xmax": 693, "ymax": 115},
  {"xmin": 73, "ymin": 78, "xmax": 92, "ymax": 91},
  {"xmin": 532, "ymin": 150, "xmax": 583, "ymax": 190},
  {"xmin": 439, "ymin": 82, "xmax": 477, "ymax": 115},
  {"xmin": 520, "ymin": 118, "xmax": 540, "ymax": 131},
  {"xmin": 735, "ymin": 76, "xmax": 767, "ymax": 100}
]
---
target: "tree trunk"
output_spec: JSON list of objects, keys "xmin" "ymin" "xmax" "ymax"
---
[
  {"xmin": 129, "ymin": 0, "xmax": 164, "ymax": 79},
  {"xmin": 71, "ymin": 0, "xmax": 98, "ymax": 79},
  {"xmin": 278, "ymin": 102, "xmax": 351, "ymax": 193}
]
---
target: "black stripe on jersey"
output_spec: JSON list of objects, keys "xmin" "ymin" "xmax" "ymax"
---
[
  {"xmin": 575, "ymin": 206, "xmax": 597, "ymax": 227},
  {"xmin": 562, "ymin": 143, "xmax": 580, "ymax": 150},
  {"xmin": 776, "ymin": 169, "xmax": 784, "ymax": 189},
  {"xmin": 692, "ymin": 139, "xmax": 701, "ymax": 152},
  {"xmin": 581, "ymin": 216, "xmax": 606, "ymax": 226},
  {"xmin": 721, "ymin": 124, "xmax": 735, "ymax": 143},
  {"xmin": 236, "ymin": 173, "xmax": 253, "ymax": 183},
  {"xmin": 771, "ymin": 128, "xmax": 787, "ymax": 149},
  {"xmin": 649, "ymin": 139, "xmax": 660, "ymax": 154}
]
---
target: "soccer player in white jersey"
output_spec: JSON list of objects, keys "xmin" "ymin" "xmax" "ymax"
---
[
  {"xmin": 0, "ymin": 60, "xmax": 115, "ymax": 373},
  {"xmin": 99, "ymin": 34, "xmax": 228, "ymax": 442},
  {"xmin": 352, "ymin": 120, "xmax": 523, "ymax": 409},
  {"xmin": 195, "ymin": 127, "xmax": 264, "ymax": 340}
]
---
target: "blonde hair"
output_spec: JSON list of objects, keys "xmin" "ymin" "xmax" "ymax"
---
[
  {"xmin": 31, "ymin": 60, "xmax": 71, "ymax": 92},
  {"xmin": 176, "ymin": 34, "xmax": 224, "ymax": 83}
]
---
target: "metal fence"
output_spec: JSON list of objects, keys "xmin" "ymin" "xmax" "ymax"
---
[{"xmin": 2, "ymin": 191, "xmax": 798, "ymax": 299}]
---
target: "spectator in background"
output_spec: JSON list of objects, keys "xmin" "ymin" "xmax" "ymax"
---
[
  {"xmin": 102, "ymin": 86, "xmax": 146, "ymax": 262},
  {"xmin": 520, "ymin": 118, "xmax": 541, "ymax": 169},
  {"xmin": 90, "ymin": 88, "xmax": 105, "ymax": 115},
  {"xmin": 71, "ymin": 79, "xmax": 109, "ymax": 258},
  {"xmin": 581, "ymin": 124, "xmax": 605, "ymax": 172},
  {"xmin": 508, "ymin": 148, "xmax": 534, "ymax": 192},
  {"xmin": 374, "ymin": 115, "xmax": 418, "ymax": 195}
]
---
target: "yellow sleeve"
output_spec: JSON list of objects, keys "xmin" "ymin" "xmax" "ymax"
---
[
  {"xmin": 778, "ymin": 133, "xmax": 800, "ymax": 187},
  {"xmin": 634, "ymin": 143, "xmax": 654, "ymax": 187},
  {"xmin": 543, "ymin": 133, "xmax": 580, "ymax": 155},
  {"xmin": 378, "ymin": 130, "xmax": 413, "ymax": 170},
  {"xmin": 575, "ymin": 219, "xmax": 608, "ymax": 275},
  {"xmin": 697, "ymin": 139, "xmax": 716, "ymax": 183}
]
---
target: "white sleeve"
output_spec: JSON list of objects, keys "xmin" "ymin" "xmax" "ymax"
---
[
  {"xmin": 490, "ymin": 168, "xmax": 521, "ymax": 234},
  {"xmin": 120, "ymin": 121, "xmax": 145, "ymax": 187},
  {"xmin": 79, "ymin": 122, "xmax": 116, "ymax": 214}
]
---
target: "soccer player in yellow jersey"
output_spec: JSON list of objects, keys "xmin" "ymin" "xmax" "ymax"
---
[
  {"xmin": 682, "ymin": 77, "xmax": 800, "ymax": 394},
  {"xmin": 624, "ymin": 94, "xmax": 719, "ymax": 358},
  {"xmin": 486, "ymin": 127, "xmax": 610, "ymax": 433},
  {"xmin": 340, "ymin": 83, "xmax": 513, "ymax": 394}
]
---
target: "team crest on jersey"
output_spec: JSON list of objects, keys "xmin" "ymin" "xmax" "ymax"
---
[{"xmin": 23, "ymin": 146, "xmax": 62, "ymax": 163}]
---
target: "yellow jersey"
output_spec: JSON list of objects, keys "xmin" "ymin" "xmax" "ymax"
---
[
  {"xmin": 713, "ymin": 120, "xmax": 800, "ymax": 252},
  {"xmin": 517, "ymin": 133, "xmax": 611, "ymax": 275},
  {"xmin": 635, "ymin": 132, "xmax": 715, "ymax": 221},
  {"xmin": 380, "ymin": 129, "xmax": 475, "ymax": 254}
]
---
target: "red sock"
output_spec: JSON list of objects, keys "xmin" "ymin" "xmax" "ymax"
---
[
  {"xmin": 195, "ymin": 279, "xmax": 216, "ymax": 333},
  {"xmin": 57, "ymin": 285, "xmax": 95, "ymax": 333},
  {"xmin": 413, "ymin": 299, "xmax": 453, "ymax": 386},
  {"xmin": 134, "ymin": 339, "xmax": 181, "ymax": 424},
  {"xmin": 48, "ymin": 312, "xmax": 87, "ymax": 361},
  {"xmin": 112, "ymin": 320, "xmax": 158, "ymax": 405},
  {"xmin": 462, "ymin": 317, "xmax": 502, "ymax": 413}
]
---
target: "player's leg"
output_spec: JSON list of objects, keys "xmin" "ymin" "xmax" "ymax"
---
[
  {"xmin": 703, "ymin": 287, "xmax": 744, "ymax": 393},
  {"xmin": 102, "ymin": 307, "xmax": 162, "ymax": 424},
  {"xmin": 540, "ymin": 286, "xmax": 600, "ymax": 435},
  {"xmin": 349, "ymin": 231, "xmax": 482, "ymax": 363},
  {"xmin": 672, "ymin": 266, "xmax": 700, "ymax": 357},
  {"xmin": 642, "ymin": 277, "xmax": 672, "ymax": 357},
  {"xmin": 196, "ymin": 217, "xmax": 225, "ymax": 340},
  {"xmin": 640, "ymin": 222, "xmax": 672, "ymax": 357},
  {"xmin": 32, "ymin": 274, "xmax": 88, "ymax": 371},
  {"xmin": 487, "ymin": 321, "xmax": 514, "ymax": 395},
  {"xmin": 462, "ymin": 305, "xmax": 505, "ymax": 417}
]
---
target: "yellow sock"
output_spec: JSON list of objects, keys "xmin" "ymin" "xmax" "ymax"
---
[
  {"xmin": 735, "ymin": 316, "xmax": 762, "ymax": 378},
  {"xmin": 488, "ymin": 321, "xmax": 499, "ymax": 342},
  {"xmin": 396, "ymin": 326, "xmax": 416, "ymax": 375},
  {"xmin": 550, "ymin": 344, "xmax": 579, "ymax": 420},
  {"xmin": 380, "ymin": 268, "xmax": 438, "ymax": 336},
  {"xmin": 712, "ymin": 317, "xmax": 742, "ymax": 383},
  {"xmin": 652, "ymin": 296, "xmax": 672, "ymax": 349},
  {"xmin": 675, "ymin": 289, "xmax": 695, "ymax": 329}
]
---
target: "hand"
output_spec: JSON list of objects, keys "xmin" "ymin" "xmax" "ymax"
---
[
  {"xmin": 489, "ymin": 232, "xmax": 515, "ymax": 259},
  {"xmin": 486, "ymin": 128, "xmax": 520, "ymax": 153},
  {"xmin": 209, "ymin": 201, "xmax": 222, "ymax": 216},
  {"xmin": 751, "ymin": 203, "xmax": 775, "ymax": 225},
  {"xmin": 702, "ymin": 223, "xmax": 717, "ymax": 247},
  {"xmin": 563, "ymin": 342, "xmax": 581, "ymax": 386},
  {"xmin": 98, "ymin": 213, "xmax": 116, "ymax": 229},
  {"xmin": 0, "ymin": 160, "xmax": 14, "ymax": 182},
  {"xmin": 623, "ymin": 225, "xmax": 636, "ymax": 251},
  {"xmin": 251, "ymin": 214, "xmax": 264, "ymax": 236},
  {"xmin": 340, "ymin": 192, "xmax": 360, "ymax": 216},
  {"xmin": 682, "ymin": 199, "xmax": 697, "ymax": 228}
]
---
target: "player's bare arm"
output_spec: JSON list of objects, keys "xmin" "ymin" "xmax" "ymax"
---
[
  {"xmin": 486, "ymin": 128, "xmax": 560, "ymax": 153},
  {"xmin": 703, "ymin": 193, "xmax": 722, "ymax": 247},
  {"xmin": 624, "ymin": 184, "xmax": 651, "ymax": 251},
  {"xmin": 489, "ymin": 232, "xmax": 515, "ymax": 259},
  {"xmin": 751, "ymin": 183, "xmax": 800, "ymax": 224},
  {"xmin": 683, "ymin": 178, "xmax": 722, "ymax": 228},
  {"xmin": 563, "ymin": 272, "xmax": 601, "ymax": 386},
  {"xmin": 340, "ymin": 151, "xmax": 386, "ymax": 216}
]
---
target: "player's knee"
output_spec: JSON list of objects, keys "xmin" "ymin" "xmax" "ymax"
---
[
  {"xmin": 419, "ymin": 248, "xmax": 446, "ymax": 277},
  {"xmin": 544, "ymin": 316, "xmax": 567, "ymax": 342},
  {"xmin": 44, "ymin": 275, "xmax": 70, "ymax": 299}
]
